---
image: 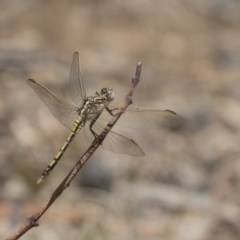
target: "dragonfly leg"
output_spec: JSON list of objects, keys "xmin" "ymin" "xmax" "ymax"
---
[
  {"xmin": 89, "ymin": 113, "xmax": 102, "ymax": 140},
  {"xmin": 89, "ymin": 106, "xmax": 123, "ymax": 142},
  {"xmin": 105, "ymin": 106, "xmax": 123, "ymax": 116}
]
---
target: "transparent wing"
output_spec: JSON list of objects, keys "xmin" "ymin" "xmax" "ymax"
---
[
  {"xmin": 69, "ymin": 51, "xmax": 86, "ymax": 106},
  {"xmin": 84, "ymin": 121, "xmax": 144, "ymax": 156},
  {"xmin": 99, "ymin": 103, "xmax": 183, "ymax": 129},
  {"xmin": 27, "ymin": 79, "xmax": 79, "ymax": 130}
]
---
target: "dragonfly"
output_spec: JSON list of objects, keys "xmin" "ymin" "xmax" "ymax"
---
[{"xmin": 28, "ymin": 52, "xmax": 182, "ymax": 184}]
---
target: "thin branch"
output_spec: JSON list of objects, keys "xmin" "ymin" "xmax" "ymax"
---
[{"xmin": 6, "ymin": 62, "xmax": 142, "ymax": 240}]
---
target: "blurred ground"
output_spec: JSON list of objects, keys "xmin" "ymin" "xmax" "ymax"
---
[{"xmin": 1, "ymin": 0, "xmax": 240, "ymax": 239}]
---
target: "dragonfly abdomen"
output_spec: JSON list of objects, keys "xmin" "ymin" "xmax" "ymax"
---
[{"xmin": 37, "ymin": 118, "xmax": 85, "ymax": 184}]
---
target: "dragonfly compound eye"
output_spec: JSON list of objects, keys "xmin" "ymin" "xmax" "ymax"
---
[
  {"xmin": 101, "ymin": 88, "xmax": 115, "ymax": 101},
  {"xmin": 107, "ymin": 88, "xmax": 115, "ymax": 101}
]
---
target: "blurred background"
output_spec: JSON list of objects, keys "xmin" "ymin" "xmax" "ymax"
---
[{"xmin": 1, "ymin": 0, "xmax": 240, "ymax": 239}]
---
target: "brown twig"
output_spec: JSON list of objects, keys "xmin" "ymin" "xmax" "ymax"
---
[{"xmin": 6, "ymin": 62, "xmax": 142, "ymax": 240}]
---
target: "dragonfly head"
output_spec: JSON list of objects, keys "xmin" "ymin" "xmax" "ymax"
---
[{"xmin": 100, "ymin": 88, "xmax": 115, "ymax": 102}]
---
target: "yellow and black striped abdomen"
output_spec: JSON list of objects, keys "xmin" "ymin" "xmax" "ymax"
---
[{"xmin": 37, "ymin": 118, "xmax": 84, "ymax": 184}]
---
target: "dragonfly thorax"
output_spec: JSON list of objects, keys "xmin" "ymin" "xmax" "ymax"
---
[{"xmin": 100, "ymin": 88, "xmax": 115, "ymax": 102}]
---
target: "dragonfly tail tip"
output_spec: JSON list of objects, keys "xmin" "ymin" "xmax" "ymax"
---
[{"xmin": 37, "ymin": 178, "xmax": 43, "ymax": 184}]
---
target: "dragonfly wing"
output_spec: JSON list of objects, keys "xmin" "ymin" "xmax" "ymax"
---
[
  {"xmin": 84, "ymin": 121, "xmax": 144, "ymax": 156},
  {"xmin": 69, "ymin": 52, "xmax": 86, "ymax": 106},
  {"xmin": 99, "ymin": 103, "xmax": 183, "ymax": 129},
  {"xmin": 27, "ymin": 79, "xmax": 79, "ymax": 130}
]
